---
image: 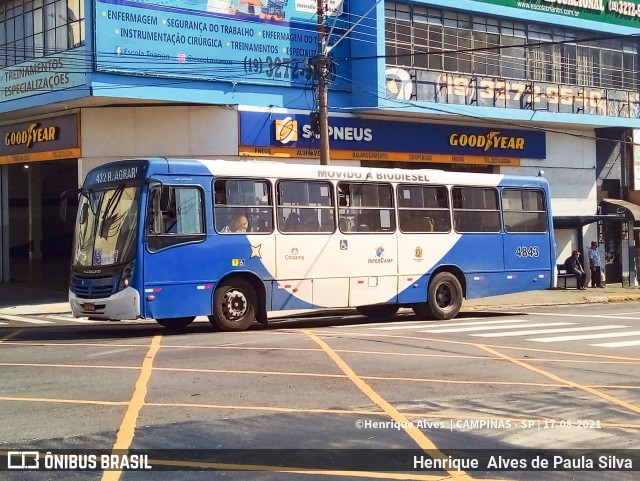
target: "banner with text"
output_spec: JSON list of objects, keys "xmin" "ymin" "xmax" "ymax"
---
[
  {"xmin": 95, "ymin": 0, "xmax": 351, "ymax": 87},
  {"xmin": 476, "ymin": 0, "xmax": 640, "ymax": 28},
  {"xmin": 239, "ymin": 111, "xmax": 546, "ymax": 166}
]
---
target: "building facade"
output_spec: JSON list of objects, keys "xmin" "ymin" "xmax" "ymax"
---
[{"xmin": 1, "ymin": 0, "xmax": 640, "ymax": 286}]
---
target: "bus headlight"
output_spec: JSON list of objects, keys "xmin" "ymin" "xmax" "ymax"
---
[{"xmin": 119, "ymin": 262, "xmax": 135, "ymax": 292}]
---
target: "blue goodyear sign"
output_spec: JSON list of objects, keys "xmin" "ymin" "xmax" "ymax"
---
[
  {"xmin": 95, "ymin": 0, "xmax": 351, "ymax": 86},
  {"xmin": 239, "ymin": 112, "xmax": 547, "ymax": 160}
]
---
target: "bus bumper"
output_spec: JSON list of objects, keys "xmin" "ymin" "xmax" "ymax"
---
[{"xmin": 69, "ymin": 287, "xmax": 141, "ymax": 321}]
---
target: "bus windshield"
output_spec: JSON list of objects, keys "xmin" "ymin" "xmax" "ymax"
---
[{"xmin": 72, "ymin": 186, "xmax": 140, "ymax": 267}]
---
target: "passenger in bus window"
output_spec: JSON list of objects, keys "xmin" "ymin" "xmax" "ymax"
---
[{"xmin": 221, "ymin": 213, "xmax": 249, "ymax": 233}]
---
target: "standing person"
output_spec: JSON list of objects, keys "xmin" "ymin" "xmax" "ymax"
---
[
  {"xmin": 588, "ymin": 241, "xmax": 605, "ymax": 288},
  {"xmin": 564, "ymin": 250, "xmax": 587, "ymax": 290}
]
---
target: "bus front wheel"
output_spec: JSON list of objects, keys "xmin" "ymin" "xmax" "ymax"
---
[
  {"xmin": 209, "ymin": 278, "xmax": 257, "ymax": 332},
  {"xmin": 156, "ymin": 316, "xmax": 195, "ymax": 330},
  {"xmin": 414, "ymin": 272, "xmax": 463, "ymax": 320}
]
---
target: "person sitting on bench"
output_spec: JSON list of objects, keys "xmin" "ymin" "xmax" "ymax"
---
[{"xmin": 564, "ymin": 250, "xmax": 587, "ymax": 290}]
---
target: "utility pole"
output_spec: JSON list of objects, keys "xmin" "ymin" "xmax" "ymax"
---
[{"xmin": 312, "ymin": 0, "xmax": 330, "ymax": 165}]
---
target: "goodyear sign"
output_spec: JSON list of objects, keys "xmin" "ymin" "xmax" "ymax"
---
[
  {"xmin": 0, "ymin": 115, "xmax": 80, "ymax": 165},
  {"xmin": 240, "ymin": 112, "xmax": 546, "ymax": 165}
]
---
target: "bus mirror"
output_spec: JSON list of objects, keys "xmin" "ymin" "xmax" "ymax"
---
[
  {"xmin": 60, "ymin": 188, "xmax": 80, "ymax": 221},
  {"xmin": 159, "ymin": 187, "xmax": 171, "ymax": 211},
  {"xmin": 147, "ymin": 178, "xmax": 170, "ymax": 211},
  {"xmin": 79, "ymin": 203, "xmax": 89, "ymax": 225},
  {"xmin": 60, "ymin": 196, "xmax": 68, "ymax": 221}
]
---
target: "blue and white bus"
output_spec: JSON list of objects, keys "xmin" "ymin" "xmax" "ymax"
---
[{"xmin": 67, "ymin": 158, "xmax": 556, "ymax": 330}]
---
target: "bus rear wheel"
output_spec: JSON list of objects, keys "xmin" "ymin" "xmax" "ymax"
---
[
  {"xmin": 209, "ymin": 278, "xmax": 256, "ymax": 332},
  {"xmin": 413, "ymin": 272, "xmax": 463, "ymax": 320},
  {"xmin": 356, "ymin": 304, "xmax": 399, "ymax": 320},
  {"xmin": 156, "ymin": 316, "xmax": 195, "ymax": 330}
]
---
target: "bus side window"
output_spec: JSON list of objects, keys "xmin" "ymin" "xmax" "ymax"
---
[
  {"xmin": 214, "ymin": 178, "xmax": 273, "ymax": 234},
  {"xmin": 147, "ymin": 186, "xmax": 205, "ymax": 251},
  {"xmin": 338, "ymin": 182, "xmax": 395, "ymax": 234},
  {"xmin": 277, "ymin": 180, "xmax": 334, "ymax": 233}
]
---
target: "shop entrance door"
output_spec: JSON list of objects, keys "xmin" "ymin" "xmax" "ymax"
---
[{"xmin": 5, "ymin": 159, "xmax": 78, "ymax": 288}]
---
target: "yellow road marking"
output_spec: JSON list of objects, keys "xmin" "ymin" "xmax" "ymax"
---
[
  {"xmin": 0, "ymin": 362, "xmax": 140, "ymax": 370},
  {"xmin": 153, "ymin": 366, "xmax": 344, "ymax": 377},
  {"xmin": 144, "ymin": 401, "xmax": 383, "ymax": 416},
  {"xmin": 475, "ymin": 344, "xmax": 640, "ymax": 415},
  {"xmin": 326, "ymin": 331, "xmax": 640, "ymax": 362},
  {"xmin": 10, "ymin": 337, "xmax": 638, "ymax": 365},
  {"xmin": 2, "ymin": 395, "xmax": 637, "ymax": 431},
  {"xmin": 0, "ymin": 396, "xmax": 128, "ymax": 406},
  {"xmin": 101, "ymin": 334, "xmax": 162, "ymax": 481},
  {"xmin": 1, "ymin": 341, "xmax": 152, "ymax": 348},
  {"xmin": 303, "ymin": 330, "xmax": 467, "ymax": 479}
]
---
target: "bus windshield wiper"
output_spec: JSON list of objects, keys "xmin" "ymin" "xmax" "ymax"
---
[{"xmin": 99, "ymin": 185, "xmax": 125, "ymax": 239}]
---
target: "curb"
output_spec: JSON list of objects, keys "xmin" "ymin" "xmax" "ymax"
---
[
  {"xmin": 466, "ymin": 294, "xmax": 640, "ymax": 311},
  {"xmin": 605, "ymin": 295, "xmax": 640, "ymax": 303}
]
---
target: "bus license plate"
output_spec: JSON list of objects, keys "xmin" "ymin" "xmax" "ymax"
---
[{"xmin": 83, "ymin": 303, "xmax": 96, "ymax": 312}]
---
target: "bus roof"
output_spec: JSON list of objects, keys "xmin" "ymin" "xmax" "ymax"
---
[{"xmin": 89, "ymin": 158, "xmax": 549, "ymax": 189}]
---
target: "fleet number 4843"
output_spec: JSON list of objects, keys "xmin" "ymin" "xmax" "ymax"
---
[{"xmin": 515, "ymin": 246, "xmax": 540, "ymax": 257}]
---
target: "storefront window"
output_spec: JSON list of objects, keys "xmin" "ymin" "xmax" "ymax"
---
[
  {"xmin": 385, "ymin": 2, "xmax": 639, "ymax": 91},
  {"xmin": 0, "ymin": 0, "xmax": 84, "ymax": 67}
]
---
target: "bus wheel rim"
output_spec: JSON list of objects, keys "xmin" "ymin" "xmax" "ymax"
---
[
  {"xmin": 222, "ymin": 289, "xmax": 247, "ymax": 320},
  {"xmin": 436, "ymin": 284, "xmax": 453, "ymax": 309}
]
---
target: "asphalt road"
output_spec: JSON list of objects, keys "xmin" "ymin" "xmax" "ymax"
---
[{"xmin": 1, "ymin": 303, "xmax": 639, "ymax": 481}]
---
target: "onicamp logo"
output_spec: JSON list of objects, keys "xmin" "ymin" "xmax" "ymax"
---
[
  {"xmin": 275, "ymin": 117, "xmax": 298, "ymax": 144},
  {"xmin": 285, "ymin": 247, "xmax": 304, "ymax": 260}
]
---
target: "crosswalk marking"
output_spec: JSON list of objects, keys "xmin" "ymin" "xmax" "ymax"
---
[
  {"xmin": 529, "ymin": 330, "xmax": 640, "ymax": 343},
  {"xmin": 45, "ymin": 315, "xmax": 96, "ymax": 324},
  {"xmin": 529, "ymin": 311, "xmax": 640, "ymax": 321},
  {"xmin": 366, "ymin": 316, "xmax": 640, "ymax": 349},
  {"xmin": 372, "ymin": 319, "xmax": 529, "ymax": 331},
  {"xmin": 417, "ymin": 322, "xmax": 575, "ymax": 334},
  {"xmin": 472, "ymin": 324, "xmax": 629, "ymax": 338},
  {"xmin": 0, "ymin": 314, "xmax": 54, "ymax": 325},
  {"xmin": 591, "ymin": 339, "xmax": 640, "ymax": 348}
]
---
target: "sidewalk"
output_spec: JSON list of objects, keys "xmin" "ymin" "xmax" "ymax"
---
[
  {"xmin": 464, "ymin": 283, "xmax": 640, "ymax": 311},
  {"xmin": 0, "ymin": 282, "xmax": 69, "ymax": 316},
  {"xmin": 2, "ymin": 281, "xmax": 640, "ymax": 318}
]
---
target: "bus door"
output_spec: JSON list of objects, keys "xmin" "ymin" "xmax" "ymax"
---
[
  {"xmin": 501, "ymin": 188, "xmax": 553, "ymax": 292},
  {"xmin": 336, "ymin": 182, "xmax": 398, "ymax": 307},
  {"xmin": 273, "ymin": 180, "xmax": 348, "ymax": 310},
  {"xmin": 450, "ymin": 186, "xmax": 505, "ymax": 298},
  {"xmin": 143, "ymin": 182, "xmax": 211, "ymax": 320}
]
